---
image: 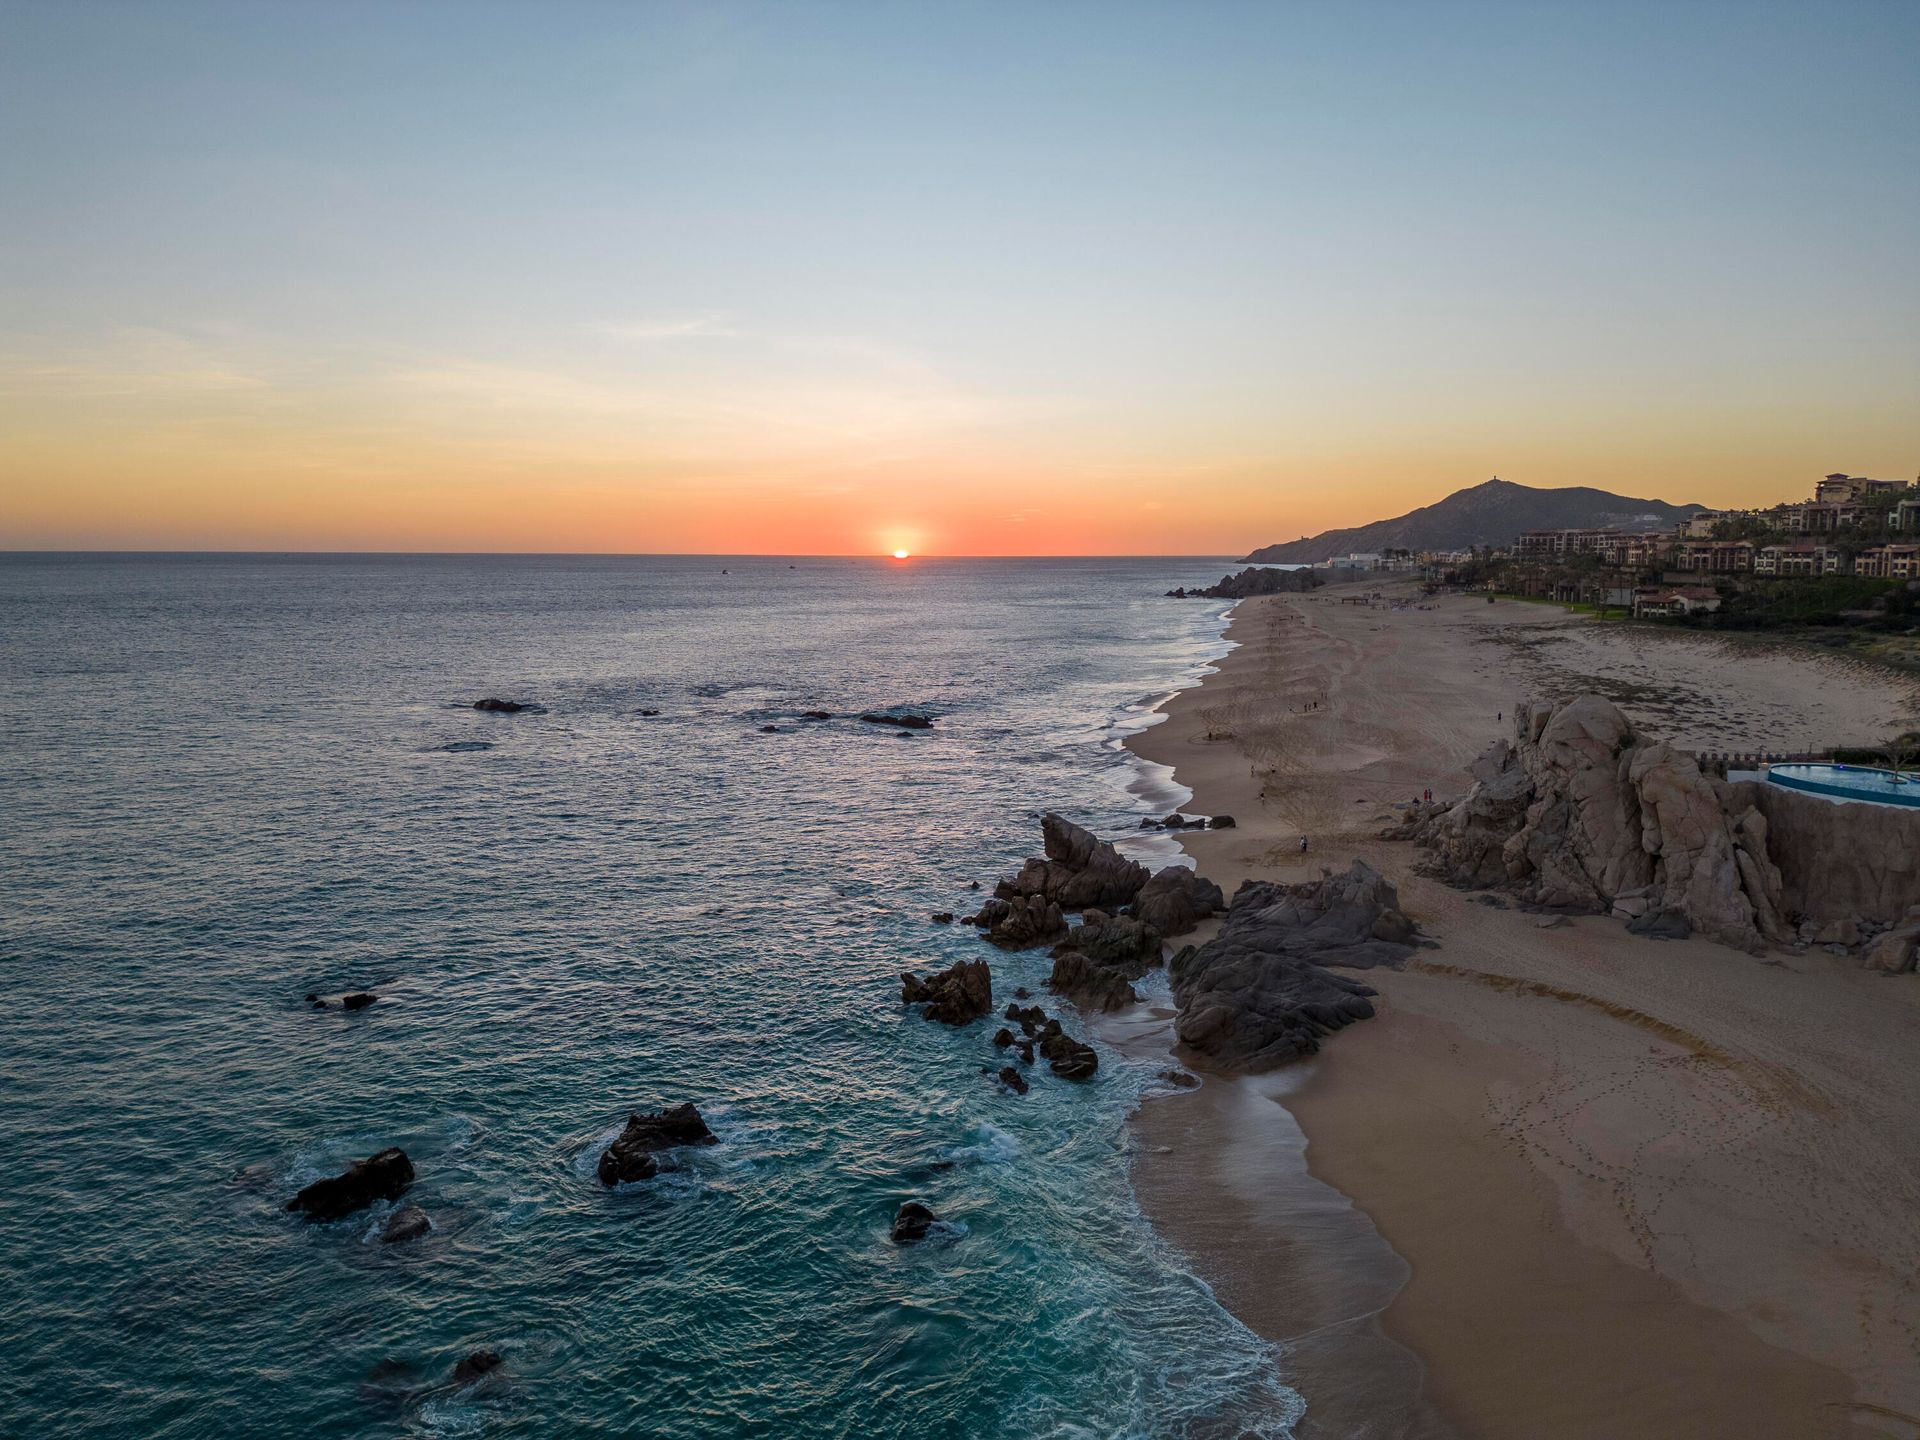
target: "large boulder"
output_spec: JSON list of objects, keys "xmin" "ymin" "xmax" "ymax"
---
[
  {"xmin": 286, "ymin": 1148, "xmax": 415, "ymax": 1221},
  {"xmin": 1046, "ymin": 949, "xmax": 1140, "ymax": 1012},
  {"xmin": 1055, "ymin": 909, "xmax": 1161, "ymax": 972},
  {"xmin": 1037, "ymin": 1020, "xmax": 1099, "ymax": 1079},
  {"xmin": 891, "ymin": 1201, "xmax": 937, "ymax": 1244},
  {"xmin": 1167, "ymin": 862, "xmax": 1413, "ymax": 1072},
  {"xmin": 967, "ymin": 894, "xmax": 1067, "ymax": 949},
  {"xmin": 901, "ymin": 959, "xmax": 993, "ymax": 1025},
  {"xmin": 1411, "ymin": 695, "xmax": 1789, "ymax": 950},
  {"xmin": 1130, "ymin": 865, "xmax": 1226, "ymax": 937},
  {"xmin": 1004, "ymin": 814, "xmax": 1151, "ymax": 910},
  {"xmin": 597, "ymin": 1103, "xmax": 719, "ymax": 1186},
  {"xmin": 1863, "ymin": 921, "xmax": 1920, "ymax": 975}
]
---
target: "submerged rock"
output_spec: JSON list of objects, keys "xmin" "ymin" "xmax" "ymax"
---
[
  {"xmin": 860, "ymin": 712, "xmax": 933, "ymax": 730},
  {"xmin": 597, "ymin": 1103, "xmax": 719, "ymax": 1186},
  {"xmin": 287, "ymin": 1148, "xmax": 415, "ymax": 1221},
  {"xmin": 451, "ymin": 1351, "xmax": 504, "ymax": 1386},
  {"xmin": 900, "ymin": 959, "xmax": 993, "ymax": 1025},
  {"xmin": 342, "ymin": 992, "xmax": 377, "ymax": 1011},
  {"xmin": 378, "ymin": 1203, "xmax": 432, "ymax": 1244},
  {"xmin": 997, "ymin": 1065, "xmax": 1030, "ymax": 1095},
  {"xmin": 801, "ymin": 710, "xmax": 832, "ymax": 720},
  {"xmin": 472, "ymin": 698, "xmax": 526, "ymax": 713},
  {"xmin": 891, "ymin": 1201, "xmax": 937, "ymax": 1244}
]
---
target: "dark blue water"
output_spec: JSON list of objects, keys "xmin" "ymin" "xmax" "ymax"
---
[{"xmin": 0, "ymin": 554, "xmax": 1302, "ymax": 1439}]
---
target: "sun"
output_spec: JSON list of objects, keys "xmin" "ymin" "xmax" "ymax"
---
[{"xmin": 891, "ymin": 549, "xmax": 911, "ymax": 559}]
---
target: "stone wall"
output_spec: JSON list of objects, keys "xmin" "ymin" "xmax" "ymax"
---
[{"xmin": 1730, "ymin": 780, "xmax": 1920, "ymax": 925}]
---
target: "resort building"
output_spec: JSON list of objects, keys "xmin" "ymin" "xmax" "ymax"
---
[
  {"xmin": 1633, "ymin": 586, "xmax": 1722, "ymax": 618},
  {"xmin": 1673, "ymin": 540, "xmax": 1754, "ymax": 574},
  {"xmin": 1892, "ymin": 498, "xmax": 1920, "ymax": 533},
  {"xmin": 1682, "ymin": 509, "xmax": 1746, "ymax": 538},
  {"xmin": 1512, "ymin": 528, "xmax": 1673, "ymax": 566},
  {"xmin": 1853, "ymin": 544, "xmax": 1920, "ymax": 580},
  {"xmin": 1814, "ymin": 473, "xmax": 1916, "ymax": 504},
  {"xmin": 1753, "ymin": 543, "xmax": 1847, "ymax": 577}
]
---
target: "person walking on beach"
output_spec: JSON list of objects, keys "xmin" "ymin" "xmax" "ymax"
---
[{"xmin": 1299, "ymin": 835, "xmax": 1309, "ymax": 854}]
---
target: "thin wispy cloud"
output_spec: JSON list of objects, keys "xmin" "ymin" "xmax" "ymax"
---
[{"xmin": 587, "ymin": 315, "xmax": 741, "ymax": 342}]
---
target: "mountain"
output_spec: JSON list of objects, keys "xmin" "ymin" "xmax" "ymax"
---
[{"xmin": 1242, "ymin": 479, "xmax": 1707, "ymax": 564}]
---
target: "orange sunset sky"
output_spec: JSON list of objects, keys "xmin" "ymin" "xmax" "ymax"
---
[{"xmin": 3, "ymin": 3, "xmax": 1916, "ymax": 555}]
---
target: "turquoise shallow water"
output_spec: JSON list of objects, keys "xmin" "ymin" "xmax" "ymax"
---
[{"xmin": 0, "ymin": 554, "xmax": 1302, "ymax": 1439}]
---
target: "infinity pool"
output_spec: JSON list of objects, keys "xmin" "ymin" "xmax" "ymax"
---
[{"xmin": 1766, "ymin": 763, "xmax": 1920, "ymax": 808}]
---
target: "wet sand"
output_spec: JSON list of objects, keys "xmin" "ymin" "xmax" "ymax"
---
[{"xmin": 1124, "ymin": 581, "xmax": 1920, "ymax": 1439}]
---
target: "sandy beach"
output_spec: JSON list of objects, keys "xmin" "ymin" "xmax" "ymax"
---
[{"xmin": 1124, "ymin": 582, "xmax": 1920, "ymax": 1439}]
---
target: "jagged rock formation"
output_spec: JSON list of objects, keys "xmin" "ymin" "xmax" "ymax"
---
[
  {"xmin": 1002, "ymin": 814, "xmax": 1151, "ymax": 910},
  {"xmin": 967, "ymin": 894, "xmax": 1068, "ymax": 949},
  {"xmin": 286, "ymin": 1148, "xmax": 415, "ymax": 1221},
  {"xmin": 1168, "ymin": 861, "xmax": 1414, "ymax": 1071},
  {"xmin": 1131, "ymin": 865, "xmax": 1226, "ymax": 937},
  {"xmin": 900, "ymin": 959, "xmax": 994, "ymax": 1024},
  {"xmin": 1046, "ymin": 949, "xmax": 1139, "ymax": 1012},
  {"xmin": 597, "ymin": 1103, "xmax": 719, "ymax": 1185},
  {"xmin": 1166, "ymin": 566, "xmax": 1324, "ymax": 599},
  {"xmin": 1408, "ymin": 695, "xmax": 1788, "ymax": 950}
]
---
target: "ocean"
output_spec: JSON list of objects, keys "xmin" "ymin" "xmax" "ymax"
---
[{"xmin": 0, "ymin": 553, "xmax": 1305, "ymax": 1439}]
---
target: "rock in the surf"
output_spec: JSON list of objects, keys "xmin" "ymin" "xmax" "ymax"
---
[
  {"xmin": 997, "ymin": 1065, "xmax": 1030, "ymax": 1095},
  {"xmin": 286, "ymin": 1147, "xmax": 415, "ymax": 1221},
  {"xmin": 891, "ymin": 1201, "xmax": 937, "ymax": 1244},
  {"xmin": 1037, "ymin": 1021, "xmax": 1099, "ymax": 1079},
  {"xmin": 342, "ymin": 992, "xmax": 377, "ymax": 1011},
  {"xmin": 597, "ymin": 1103, "xmax": 719, "ymax": 1185},
  {"xmin": 1130, "ymin": 866, "xmax": 1226, "ymax": 938},
  {"xmin": 968, "ymin": 893, "xmax": 1068, "ymax": 949},
  {"xmin": 1045, "ymin": 949, "xmax": 1139, "ymax": 1012},
  {"xmin": 1003, "ymin": 813, "xmax": 1151, "ymax": 910},
  {"xmin": 451, "ymin": 1350, "xmax": 504, "ymax": 1385},
  {"xmin": 472, "ymin": 698, "xmax": 525, "ymax": 713},
  {"xmin": 378, "ymin": 1203, "xmax": 432, "ymax": 1244},
  {"xmin": 860, "ymin": 711, "xmax": 933, "ymax": 730},
  {"xmin": 900, "ymin": 959, "xmax": 993, "ymax": 1025}
]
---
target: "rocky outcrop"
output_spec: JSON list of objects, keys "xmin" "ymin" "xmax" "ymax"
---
[
  {"xmin": 287, "ymin": 1148, "xmax": 415, "ymax": 1221},
  {"xmin": 1167, "ymin": 567, "xmax": 1324, "ymax": 599},
  {"xmin": 1004, "ymin": 814, "xmax": 1150, "ymax": 911},
  {"xmin": 1045, "ymin": 909, "xmax": 1163, "ymax": 1011},
  {"xmin": 997, "ymin": 1065, "xmax": 1030, "ymax": 1095},
  {"xmin": 1168, "ymin": 862, "xmax": 1414, "ymax": 1072},
  {"xmin": 967, "ymin": 894, "xmax": 1068, "ymax": 949},
  {"xmin": 891, "ymin": 1201, "xmax": 936, "ymax": 1244},
  {"xmin": 1410, "ymin": 696, "xmax": 1789, "ymax": 951},
  {"xmin": 1037, "ymin": 1020, "xmax": 1099, "ymax": 1079},
  {"xmin": 859, "ymin": 712, "xmax": 933, "ymax": 729},
  {"xmin": 1131, "ymin": 866, "xmax": 1225, "ymax": 937},
  {"xmin": 597, "ymin": 1103, "xmax": 719, "ymax": 1186},
  {"xmin": 900, "ymin": 959, "xmax": 993, "ymax": 1025},
  {"xmin": 472, "ymin": 698, "xmax": 526, "ymax": 713},
  {"xmin": 1045, "ymin": 949, "xmax": 1139, "ymax": 1012}
]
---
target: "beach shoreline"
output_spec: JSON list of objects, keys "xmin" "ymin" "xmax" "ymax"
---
[{"xmin": 1120, "ymin": 580, "xmax": 1920, "ymax": 1439}]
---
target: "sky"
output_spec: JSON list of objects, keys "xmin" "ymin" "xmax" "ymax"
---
[{"xmin": 2, "ymin": 0, "xmax": 1916, "ymax": 555}]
